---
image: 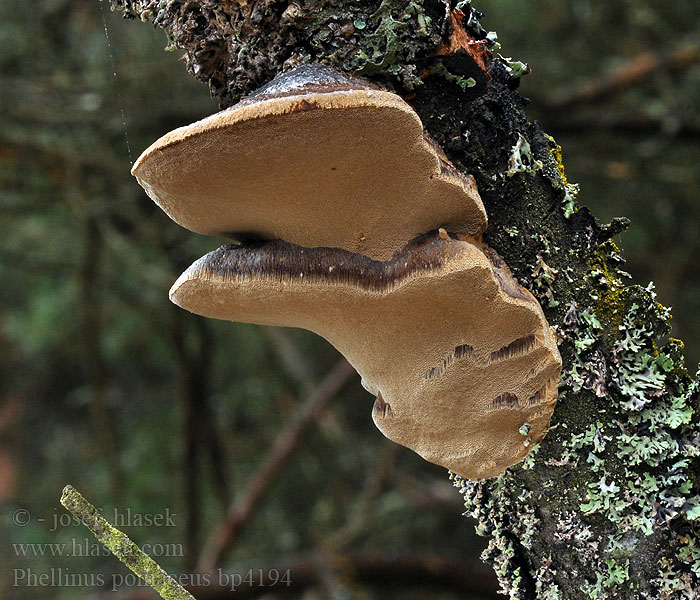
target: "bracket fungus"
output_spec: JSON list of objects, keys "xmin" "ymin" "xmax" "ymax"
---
[
  {"xmin": 132, "ymin": 65, "xmax": 485, "ymax": 261},
  {"xmin": 133, "ymin": 65, "xmax": 562, "ymax": 480}
]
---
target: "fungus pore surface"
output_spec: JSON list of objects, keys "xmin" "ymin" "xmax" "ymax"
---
[{"xmin": 170, "ymin": 232, "xmax": 561, "ymax": 479}]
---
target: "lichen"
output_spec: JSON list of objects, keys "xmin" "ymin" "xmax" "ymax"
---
[
  {"xmin": 547, "ymin": 135, "xmax": 580, "ymax": 219},
  {"xmin": 498, "ymin": 55, "xmax": 529, "ymax": 78},
  {"xmin": 507, "ymin": 133, "xmax": 543, "ymax": 176},
  {"xmin": 111, "ymin": 0, "xmax": 449, "ymax": 105},
  {"xmin": 447, "ymin": 61, "xmax": 699, "ymax": 594},
  {"xmin": 454, "ymin": 261, "xmax": 700, "ymax": 598},
  {"xmin": 352, "ymin": 0, "xmax": 432, "ymax": 84},
  {"xmin": 531, "ymin": 253, "xmax": 559, "ymax": 308},
  {"xmin": 429, "ymin": 61, "xmax": 477, "ymax": 90}
]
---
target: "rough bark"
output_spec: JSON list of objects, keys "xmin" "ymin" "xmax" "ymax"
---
[{"xmin": 109, "ymin": 1, "xmax": 700, "ymax": 598}]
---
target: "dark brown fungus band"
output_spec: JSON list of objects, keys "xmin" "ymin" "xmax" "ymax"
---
[{"xmin": 170, "ymin": 231, "xmax": 561, "ymax": 480}]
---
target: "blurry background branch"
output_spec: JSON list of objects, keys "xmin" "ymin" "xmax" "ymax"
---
[
  {"xmin": 541, "ymin": 42, "xmax": 700, "ymax": 110},
  {"xmin": 197, "ymin": 359, "xmax": 356, "ymax": 574}
]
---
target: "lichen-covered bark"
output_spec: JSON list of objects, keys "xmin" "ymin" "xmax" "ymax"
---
[
  {"xmin": 112, "ymin": 0, "xmax": 451, "ymax": 107},
  {"xmin": 110, "ymin": 1, "xmax": 700, "ymax": 597}
]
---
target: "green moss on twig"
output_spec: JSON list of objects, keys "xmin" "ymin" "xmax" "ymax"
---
[{"xmin": 60, "ymin": 485, "xmax": 196, "ymax": 600}]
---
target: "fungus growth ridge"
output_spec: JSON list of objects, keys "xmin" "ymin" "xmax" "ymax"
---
[{"xmin": 132, "ymin": 64, "xmax": 562, "ymax": 480}]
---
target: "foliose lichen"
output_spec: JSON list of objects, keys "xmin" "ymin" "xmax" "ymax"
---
[
  {"xmin": 440, "ymin": 13, "xmax": 699, "ymax": 591},
  {"xmin": 111, "ymin": 0, "xmax": 452, "ymax": 105},
  {"xmin": 450, "ymin": 150, "xmax": 700, "ymax": 599}
]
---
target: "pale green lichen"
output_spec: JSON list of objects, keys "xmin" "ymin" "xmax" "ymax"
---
[
  {"xmin": 353, "ymin": 0, "xmax": 431, "ymax": 85},
  {"xmin": 557, "ymin": 284, "xmax": 700, "ymax": 558},
  {"xmin": 453, "ymin": 237, "xmax": 699, "ymax": 598},
  {"xmin": 546, "ymin": 135, "xmax": 580, "ymax": 218},
  {"xmin": 561, "ymin": 185, "xmax": 579, "ymax": 219},
  {"xmin": 486, "ymin": 31, "xmax": 501, "ymax": 51},
  {"xmin": 678, "ymin": 536, "xmax": 700, "ymax": 575},
  {"xmin": 519, "ymin": 441, "xmax": 541, "ymax": 470},
  {"xmin": 113, "ymin": 0, "xmax": 446, "ymax": 103},
  {"xmin": 451, "ymin": 473, "xmax": 543, "ymax": 598},
  {"xmin": 499, "ymin": 55, "xmax": 530, "ymax": 78},
  {"xmin": 508, "ymin": 133, "xmax": 543, "ymax": 176},
  {"xmin": 429, "ymin": 62, "xmax": 477, "ymax": 91},
  {"xmin": 531, "ymin": 254, "xmax": 560, "ymax": 308}
]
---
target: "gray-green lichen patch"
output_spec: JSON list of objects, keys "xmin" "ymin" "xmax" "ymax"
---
[
  {"xmin": 405, "ymin": 18, "xmax": 699, "ymax": 590},
  {"xmin": 452, "ymin": 275, "xmax": 700, "ymax": 598},
  {"xmin": 428, "ymin": 62, "xmax": 477, "ymax": 91},
  {"xmin": 111, "ymin": 0, "xmax": 452, "ymax": 106},
  {"xmin": 531, "ymin": 254, "xmax": 559, "ymax": 308},
  {"xmin": 499, "ymin": 56, "xmax": 530, "ymax": 79},
  {"xmin": 350, "ymin": 0, "xmax": 432, "ymax": 82},
  {"xmin": 507, "ymin": 133, "xmax": 543, "ymax": 176},
  {"xmin": 423, "ymin": 13, "xmax": 700, "ymax": 592},
  {"xmin": 546, "ymin": 136, "xmax": 580, "ymax": 219},
  {"xmin": 110, "ymin": 0, "xmax": 524, "ymax": 106}
]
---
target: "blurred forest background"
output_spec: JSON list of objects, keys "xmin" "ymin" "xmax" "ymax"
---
[{"xmin": 1, "ymin": 1, "xmax": 699, "ymax": 599}]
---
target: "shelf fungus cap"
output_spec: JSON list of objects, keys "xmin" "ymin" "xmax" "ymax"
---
[
  {"xmin": 131, "ymin": 65, "xmax": 486, "ymax": 261},
  {"xmin": 170, "ymin": 231, "xmax": 562, "ymax": 480}
]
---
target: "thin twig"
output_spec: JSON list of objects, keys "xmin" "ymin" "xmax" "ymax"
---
[
  {"xmin": 325, "ymin": 439, "xmax": 401, "ymax": 550},
  {"xmin": 196, "ymin": 359, "xmax": 356, "ymax": 574},
  {"xmin": 75, "ymin": 174, "xmax": 123, "ymax": 505},
  {"xmin": 263, "ymin": 327, "xmax": 315, "ymax": 394},
  {"xmin": 542, "ymin": 42, "xmax": 700, "ymax": 110},
  {"xmin": 60, "ymin": 485, "xmax": 196, "ymax": 600},
  {"xmin": 181, "ymin": 349, "xmax": 201, "ymax": 572},
  {"xmin": 172, "ymin": 314, "xmax": 209, "ymax": 570},
  {"xmin": 201, "ymin": 397, "xmax": 231, "ymax": 510},
  {"xmin": 264, "ymin": 327, "xmax": 346, "ymax": 441}
]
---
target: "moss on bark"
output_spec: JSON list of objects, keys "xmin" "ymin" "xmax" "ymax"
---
[{"xmin": 109, "ymin": 0, "xmax": 700, "ymax": 597}]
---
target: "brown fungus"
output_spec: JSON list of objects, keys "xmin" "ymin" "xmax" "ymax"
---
[
  {"xmin": 133, "ymin": 65, "xmax": 562, "ymax": 480},
  {"xmin": 170, "ymin": 232, "xmax": 561, "ymax": 480},
  {"xmin": 131, "ymin": 65, "xmax": 486, "ymax": 261}
]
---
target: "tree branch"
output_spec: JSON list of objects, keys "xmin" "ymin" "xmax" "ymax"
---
[
  {"xmin": 541, "ymin": 42, "xmax": 700, "ymax": 110},
  {"xmin": 196, "ymin": 359, "xmax": 357, "ymax": 573},
  {"xmin": 108, "ymin": 1, "xmax": 700, "ymax": 597},
  {"xmin": 61, "ymin": 485, "xmax": 196, "ymax": 600}
]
